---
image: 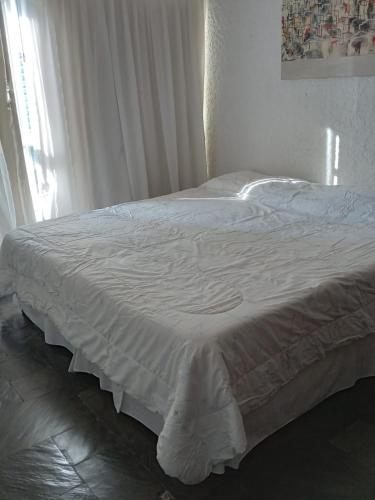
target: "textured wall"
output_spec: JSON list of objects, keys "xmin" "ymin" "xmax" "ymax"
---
[{"xmin": 206, "ymin": 0, "xmax": 375, "ymax": 187}]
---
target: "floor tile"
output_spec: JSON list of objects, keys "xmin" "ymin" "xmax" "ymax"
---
[
  {"xmin": 0, "ymin": 377, "xmax": 23, "ymax": 404},
  {"xmin": 1, "ymin": 322, "xmax": 72, "ymax": 379},
  {"xmin": 75, "ymin": 444, "xmax": 166, "ymax": 500},
  {"xmin": 0, "ymin": 439, "xmax": 82, "ymax": 499},
  {"xmin": 78, "ymin": 388, "xmax": 173, "ymax": 487},
  {"xmin": 60, "ymin": 483, "xmax": 98, "ymax": 499},
  {"xmin": 355, "ymin": 379, "xmax": 375, "ymax": 426},
  {"xmin": 284, "ymin": 386, "xmax": 362, "ymax": 443},
  {"xmin": 55, "ymin": 403, "xmax": 167, "ymax": 499},
  {"xmin": 79, "ymin": 388, "xmax": 158, "ymax": 459},
  {"xmin": 331, "ymin": 420, "xmax": 375, "ymax": 471},
  {"xmin": 34, "ymin": 342, "xmax": 98, "ymax": 395},
  {"xmin": 12, "ymin": 366, "xmax": 67, "ymax": 401},
  {"xmin": 237, "ymin": 436, "xmax": 375, "ymax": 500},
  {"xmin": 0, "ymin": 324, "xmax": 40, "ymax": 357},
  {"xmin": 54, "ymin": 419, "xmax": 113, "ymax": 466},
  {"xmin": 0, "ymin": 389, "xmax": 93, "ymax": 459},
  {"xmin": 0, "ymin": 350, "xmax": 49, "ymax": 381}
]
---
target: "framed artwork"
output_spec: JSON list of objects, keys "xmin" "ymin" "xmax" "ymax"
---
[{"xmin": 282, "ymin": 1, "xmax": 375, "ymax": 79}]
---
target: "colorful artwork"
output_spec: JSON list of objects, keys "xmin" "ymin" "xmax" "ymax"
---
[{"xmin": 282, "ymin": 0, "xmax": 375, "ymax": 79}]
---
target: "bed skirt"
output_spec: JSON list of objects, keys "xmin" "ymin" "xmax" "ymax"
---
[{"xmin": 19, "ymin": 297, "xmax": 375, "ymax": 479}]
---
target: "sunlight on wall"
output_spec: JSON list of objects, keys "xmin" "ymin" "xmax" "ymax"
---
[
  {"xmin": 326, "ymin": 128, "xmax": 340, "ymax": 186},
  {"xmin": 334, "ymin": 134, "xmax": 340, "ymax": 186},
  {"xmin": 203, "ymin": 1, "xmax": 214, "ymax": 180}
]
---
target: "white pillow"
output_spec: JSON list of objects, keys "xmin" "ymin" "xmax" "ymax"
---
[{"xmin": 200, "ymin": 170, "xmax": 274, "ymax": 193}]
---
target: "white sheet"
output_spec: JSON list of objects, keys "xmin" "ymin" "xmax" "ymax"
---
[{"xmin": 2, "ymin": 171, "xmax": 375, "ymax": 484}]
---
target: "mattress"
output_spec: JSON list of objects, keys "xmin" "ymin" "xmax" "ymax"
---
[{"xmin": 2, "ymin": 171, "xmax": 375, "ymax": 484}]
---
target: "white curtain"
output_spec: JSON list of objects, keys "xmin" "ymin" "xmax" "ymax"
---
[
  {"xmin": 2, "ymin": 0, "xmax": 207, "ymax": 221},
  {"xmin": 0, "ymin": 140, "xmax": 16, "ymax": 241},
  {"xmin": 0, "ymin": 10, "xmax": 34, "ymax": 235}
]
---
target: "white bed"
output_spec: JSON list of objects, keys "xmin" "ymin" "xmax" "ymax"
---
[{"xmin": 2, "ymin": 171, "xmax": 375, "ymax": 484}]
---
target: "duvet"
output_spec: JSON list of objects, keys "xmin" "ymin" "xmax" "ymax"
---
[{"xmin": 2, "ymin": 171, "xmax": 375, "ymax": 484}]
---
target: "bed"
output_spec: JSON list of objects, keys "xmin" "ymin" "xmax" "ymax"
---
[{"xmin": 2, "ymin": 170, "xmax": 375, "ymax": 485}]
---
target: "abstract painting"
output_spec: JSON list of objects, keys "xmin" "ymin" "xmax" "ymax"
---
[{"xmin": 282, "ymin": 0, "xmax": 375, "ymax": 79}]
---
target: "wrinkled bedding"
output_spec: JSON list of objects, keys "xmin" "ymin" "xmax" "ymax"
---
[{"xmin": 2, "ymin": 171, "xmax": 375, "ymax": 484}]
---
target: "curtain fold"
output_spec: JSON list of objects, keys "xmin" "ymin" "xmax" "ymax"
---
[
  {"xmin": 0, "ymin": 140, "xmax": 16, "ymax": 242},
  {"xmin": 2, "ymin": 0, "xmax": 207, "ymax": 222},
  {"xmin": 0, "ymin": 10, "xmax": 34, "ymax": 228}
]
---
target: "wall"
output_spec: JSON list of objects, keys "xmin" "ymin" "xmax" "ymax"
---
[{"xmin": 206, "ymin": 0, "xmax": 375, "ymax": 187}]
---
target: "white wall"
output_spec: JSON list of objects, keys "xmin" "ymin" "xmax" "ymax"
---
[{"xmin": 206, "ymin": 0, "xmax": 375, "ymax": 187}]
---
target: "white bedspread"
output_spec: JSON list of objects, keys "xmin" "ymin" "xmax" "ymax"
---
[{"xmin": 2, "ymin": 171, "xmax": 375, "ymax": 484}]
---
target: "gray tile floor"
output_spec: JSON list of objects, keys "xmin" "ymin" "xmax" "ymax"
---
[{"xmin": 1, "ymin": 295, "xmax": 375, "ymax": 499}]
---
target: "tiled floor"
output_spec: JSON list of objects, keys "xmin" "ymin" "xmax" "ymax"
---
[{"xmin": 2, "ymin": 297, "xmax": 375, "ymax": 500}]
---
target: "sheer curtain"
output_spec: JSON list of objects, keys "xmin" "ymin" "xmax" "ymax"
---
[
  {"xmin": 1, "ymin": 0, "xmax": 207, "ymax": 222},
  {"xmin": 0, "ymin": 141, "xmax": 15, "ymax": 241},
  {"xmin": 0, "ymin": 10, "xmax": 34, "ymax": 242}
]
